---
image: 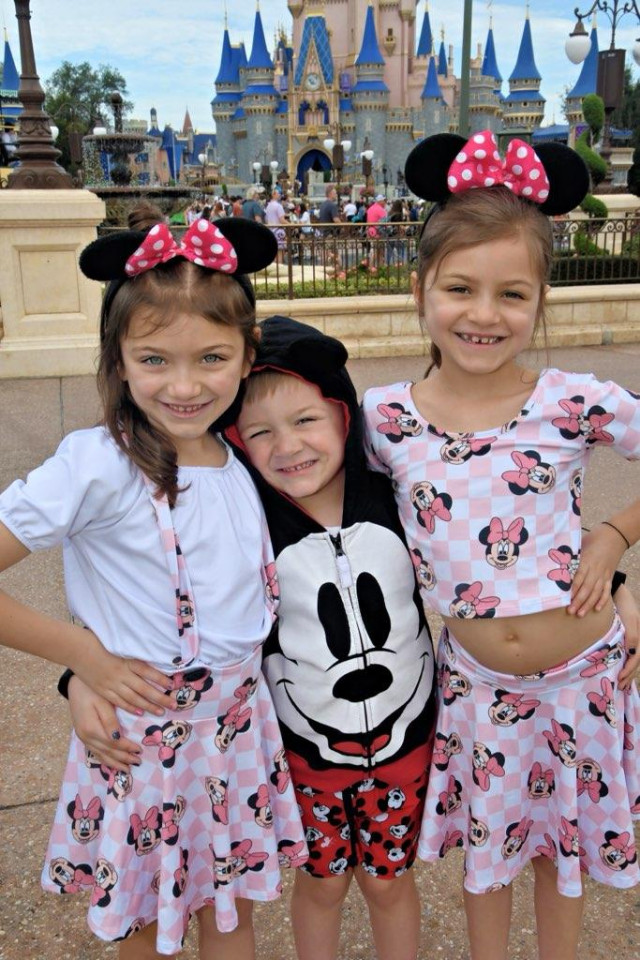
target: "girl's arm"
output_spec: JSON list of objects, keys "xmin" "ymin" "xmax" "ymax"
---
[
  {"xmin": 615, "ymin": 583, "xmax": 640, "ymax": 691},
  {"xmin": 0, "ymin": 523, "xmax": 173, "ymax": 715},
  {"xmin": 568, "ymin": 500, "xmax": 640, "ymax": 617}
]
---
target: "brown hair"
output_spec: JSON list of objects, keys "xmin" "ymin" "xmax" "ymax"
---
[
  {"xmin": 243, "ymin": 369, "xmax": 296, "ymax": 406},
  {"xmin": 415, "ymin": 186, "xmax": 553, "ymax": 370},
  {"xmin": 97, "ymin": 204, "xmax": 258, "ymax": 507}
]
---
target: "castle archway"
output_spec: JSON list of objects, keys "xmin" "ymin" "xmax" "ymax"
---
[{"xmin": 295, "ymin": 148, "xmax": 331, "ymax": 192}]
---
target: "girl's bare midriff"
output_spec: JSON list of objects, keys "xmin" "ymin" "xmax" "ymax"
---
[{"xmin": 442, "ymin": 600, "xmax": 615, "ymax": 675}]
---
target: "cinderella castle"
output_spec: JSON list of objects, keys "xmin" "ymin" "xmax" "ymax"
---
[
  {"xmin": 1, "ymin": 5, "xmax": 630, "ymax": 191},
  {"xmin": 208, "ymin": 1, "xmax": 612, "ymax": 191}
]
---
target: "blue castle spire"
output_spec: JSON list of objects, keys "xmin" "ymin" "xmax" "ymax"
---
[
  {"xmin": 247, "ymin": 4, "xmax": 273, "ymax": 70},
  {"xmin": 215, "ymin": 27, "xmax": 234, "ymax": 84},
  {"xmin": 2, "ymin": 33, "xmax": 19, "ymax": 92},
  {"xmin": 567, "ymin": 23, "xmax": 598, "ymax": 98},
  {"xmin": 509, "ymin": 13, "xmax": 541, "ymax": 81},
  {"xmin": 421, "ymin": 55, "xmax": 443, "ymax": 100},
  {"xmin": 416, "ymin": 3, "xmax": 433, "ymax": 58},
  {"xmin": 482, "ymin": 23, "xmax": 502, "ymax": 83},
  {"xmin": 437, "ymin": 38, "xmax": 448, "ymax": 77},
  {"xmin": 356, "ymin": 4, "xmax": 385, "ymax": 66}
]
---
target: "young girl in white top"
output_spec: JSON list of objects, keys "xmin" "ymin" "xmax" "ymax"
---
[
  {"xmin": 362, "ymin": 131, "xmax": 640, "ymax": 960},
  {"xmin": 0, "ymin": 210, "xmax": 306, "ymax": 958}
]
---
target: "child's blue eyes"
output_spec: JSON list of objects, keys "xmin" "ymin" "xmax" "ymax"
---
[{"xmin": 140, "ymin": 354, "xmax": 222, "ymax": 365}]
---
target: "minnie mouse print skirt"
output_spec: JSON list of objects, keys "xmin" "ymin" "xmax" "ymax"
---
[
  {"xmin": 418, "ymin": 617, "xmax": 640, "ymax": 897},
  {"xmin": 41, "ymin": 645, "xmax": 307, "ymax": 955}
]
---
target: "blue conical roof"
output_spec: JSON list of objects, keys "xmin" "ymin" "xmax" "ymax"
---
[
  {"xmin": 416, "ymin": 4, "xmax": 433, "ymax": 58},
  {"xmin": 232, "ymin": 43, "xmax": 247, "ymax": 74},
  {"xmin": 567, "ymin": 25, "xmax": 598, "ymax": 98},
  {"xmin": 509, "ymin": 16, "xmax": 541, "ymax": 81},
  {"xmin": 216, "ymin": 28, "xmax": 235, "ymax": 84},
  {"xmin": 482, "ymin": 26, "xmax": 502, "ymax": 82},
  {"xmin": 2, "ymin": 37, "xmax": 20, "ymax": 92},
  {"xmin": 247, "ymin": 8, "xmax": 273, "ymax": 70},
  {"xmin": 421, "ymin": 56, "xmax": 442, "ymax": 99},
  {"xmin": 437, "ymin": 40, "xmax": 448, "ymax": 77},
  {"xmin": 356, "ymin": 5, "xmax": 385, "ymax": 66}
]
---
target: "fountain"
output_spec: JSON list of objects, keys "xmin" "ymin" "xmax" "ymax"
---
[{"xmin": 83, "ymin": 93, "xmax": 195, "ymax": 227}]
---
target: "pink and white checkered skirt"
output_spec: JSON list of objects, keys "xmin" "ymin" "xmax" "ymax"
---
[
  {"xmin": 41, "ymin": 646, "xmax": 307, "ymax": 955},
  {"xmin": 418, "ymin": 618, "xmax": 640, "ymax": 897}
]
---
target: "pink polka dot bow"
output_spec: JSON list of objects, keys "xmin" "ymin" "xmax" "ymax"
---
[
  {"xmin": 124, "ymin": 219, "xmax": 238, "ymax": 277},
  {"xmin": 447, "ymin": 131, "xmax": 550, "ymax": 204}
]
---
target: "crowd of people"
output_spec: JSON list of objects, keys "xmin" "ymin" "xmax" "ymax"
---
[{"xmin": 183, "ymin": 185, "xmax": 425, "ymax": 270}]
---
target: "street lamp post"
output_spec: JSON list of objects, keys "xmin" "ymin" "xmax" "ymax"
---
[
  {"xmin": 458, "ymin": 0, "xmax": 473, "ymax": 138},
  {"xmin": 269, "ymin": 159, "xmax": 279, "ymax": 191},
  {"xmin": 252, "ymin": 160, "xmax": 262, "ymax": 184},
  {"xmin": 198, "ymin": 152, "xmax": 207, "ymax": 194},
  {"xmin": 323, "ymin": 130, "xmax": 352, "ymax": 194},
  {"xmin": 8, "ymin": 0, "xmax": 73, "ymax": 188},
  {"xmin": 565, "ymin": 2, "xmax": 640, "ymax": 185},
  {"xmin": 382, "ymin": 163, "xmax": 389, "ymax": 198},
  {"xmin": 361, "ymin": 137, "xmax": 374, "ymax": 194}
]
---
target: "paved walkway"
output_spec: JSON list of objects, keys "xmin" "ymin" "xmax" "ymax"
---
[{"xmin": 0, "ymin": 343, "xmax": 639, "ymax": 960}]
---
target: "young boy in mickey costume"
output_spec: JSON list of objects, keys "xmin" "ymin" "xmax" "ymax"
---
[
  {"xmin": 68, "ymin": 315, "xmax": 437, "ymax": 960},
  {"xmin": 228, "ymin": 316, "xmax": 437, "ymax": 960}
]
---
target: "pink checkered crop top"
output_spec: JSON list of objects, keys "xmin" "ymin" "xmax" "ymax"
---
[{"xmin": 362, "ymin": 369, "xmax": 640, "ymax": 619}]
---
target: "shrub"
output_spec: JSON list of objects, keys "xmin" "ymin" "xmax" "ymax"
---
[
  {"xmin": 580, "ymin": 194, "xmax": 608, "ymax": 218},
  {"xmin": 575, "ymin": 130, "xmax": 607, "ymax": 186}
]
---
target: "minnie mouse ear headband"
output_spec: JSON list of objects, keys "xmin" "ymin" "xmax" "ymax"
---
[
  {"xmin": 79, "ymin": 216, "xmax": 278, "ymax": 339},
  {"xmin": 404, "ymin": 130, "xmax": 589, "ymax": 216}
]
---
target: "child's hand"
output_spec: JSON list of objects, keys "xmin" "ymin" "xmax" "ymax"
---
[
  {"xmin": 70, "ymin": 633, "xmax": 175, "ymax": 717},
  {"xmin": 68, "ymin": 676, "xmax": 142, "ymax": 772},
  {"xmin": 568, "ymin": 524, "xmax": 627, "ymax": 617},
  {"xmin": 615, "ymin": 584, "xmax": 640, "ymax": 691}
]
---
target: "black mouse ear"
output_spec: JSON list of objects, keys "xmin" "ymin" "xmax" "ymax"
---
[
  {"xmin": 404, "ymin": 133, "xmax": 467, "ymax": 202},
  {"xmin": 79, "ymin": 231, "xmax": 148, "ymax": 281},
  {"xmin": 534, "ymin": 143, "xmax": 590, "ymax": 214},
  {"xmin": 213, "ymin": 218, "xmax": 278, "ymax": 273}
]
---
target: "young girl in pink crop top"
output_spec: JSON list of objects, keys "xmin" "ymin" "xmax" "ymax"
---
[{"xmin": 362, "ymin": 131, "xmax": 640, "ymax": 960}]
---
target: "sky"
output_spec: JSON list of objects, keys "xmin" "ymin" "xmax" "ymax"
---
[{"xmin": 3, "ymin": 0, "xmax": 639, "ymax": 133}]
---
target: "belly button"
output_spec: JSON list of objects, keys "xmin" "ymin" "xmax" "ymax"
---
[{"xmin": 505, "ymin": 633, "xmax": 519, "ymax": 644}]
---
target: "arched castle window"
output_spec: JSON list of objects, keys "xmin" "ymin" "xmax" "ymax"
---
[{"xmin": 299, "ymin": 101, "xmax": 310, "ymax": 125}]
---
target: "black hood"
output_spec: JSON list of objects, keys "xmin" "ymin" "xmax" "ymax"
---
[{"xmin": 226, "ymin": 315, "xmax": 387, "ymax": 555}]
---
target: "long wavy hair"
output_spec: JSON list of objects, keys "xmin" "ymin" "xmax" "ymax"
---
[
  {"xmin": 97, "ymin": 207, "xmax": 258, "ymax": 507},
  {"xmin": 415, "ymin": 186, "xmax": 553, "ymax": 371}
]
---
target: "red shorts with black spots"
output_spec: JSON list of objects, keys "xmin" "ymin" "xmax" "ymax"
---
[{"xmin": 295, "ymin": 768, "xmax": 429, "ymax": 880}]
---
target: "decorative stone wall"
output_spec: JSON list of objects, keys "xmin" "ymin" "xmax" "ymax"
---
[{"xmin": 256, "ymin": 284, "xmax": 640, "ymax": 358}]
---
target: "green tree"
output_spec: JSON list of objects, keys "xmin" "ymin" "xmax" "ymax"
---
[
  {"xmin": 44, "ymin": 61, "xmax": 132, "ymax": 171},
  {"xmin": 582, "ymin": 93, "xmax": 604, "ymax": 144}
]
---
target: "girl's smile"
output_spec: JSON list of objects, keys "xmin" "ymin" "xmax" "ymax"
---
[
  {"xmin": 416, "ymin": 233, "xmax": 545, "ymax": 383},
  {"xmin": 119, "ymin": 311, "xmax": 252, "ymax": 462}
]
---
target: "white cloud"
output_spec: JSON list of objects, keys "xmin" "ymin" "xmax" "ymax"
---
[{"xmin": 6, "ymin": 0, "xmax": 637, "ymax": 133}]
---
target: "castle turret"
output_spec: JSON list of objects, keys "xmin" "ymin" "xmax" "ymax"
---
[
  {"xmin": 467, "ymin": 19, "xmax": 503, "ymax": 135},
  {"xmin": 437, "ymin": 36, "xmax": 448, "ymax": 78},
  {"xmin": 1, "ymin": 29, "xmax": 21, "ymax": 130},
  {"xmin": 211, "ymin": 22, "xmax": 244, "ymax": 174},
  {"xmin": 420, "ymin": 53, "xmax": 449, "ymax": 135},
  {"xmin": 352, "ymin": 4, "xmax": 389, "ymax": 164},
  {"xmin": 482, "ymin": 21, "xmax": 502, "ymax": 91},
  {"xmin": 503, "ymin": 9, "xmax": 545, "ymax": 133},
  {"xmin": 416, "ymin": 2, "xmax": 433, "ymax": 59},
  {"xmin": 241, "ymin": 5, "xmax": 279, "ymax": 180}
]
